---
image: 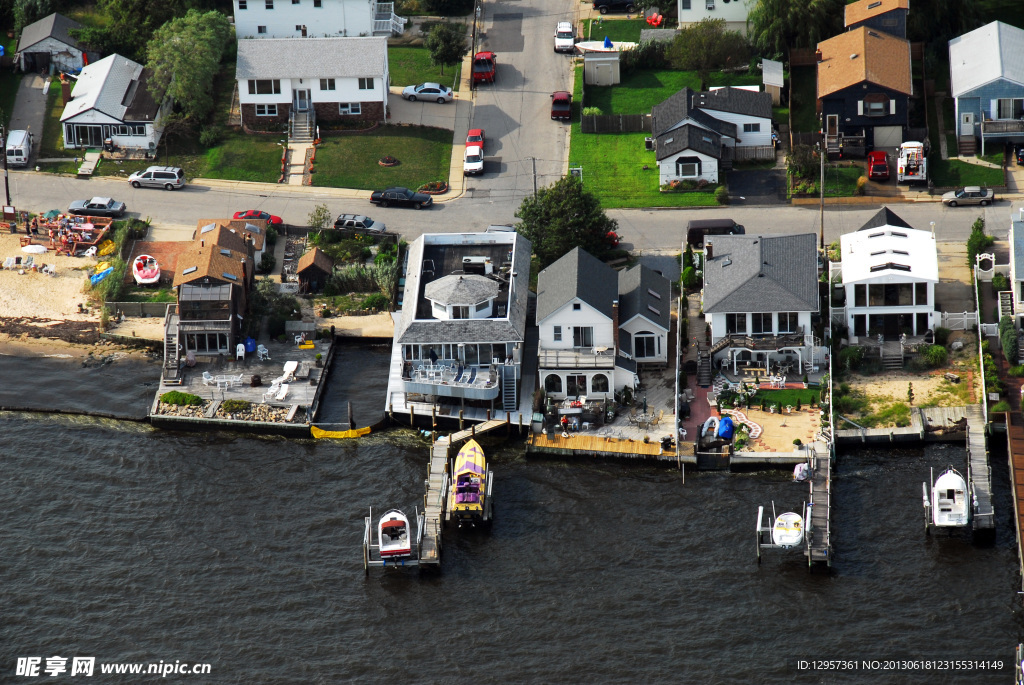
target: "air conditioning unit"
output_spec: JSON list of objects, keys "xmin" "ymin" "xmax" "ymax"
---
[
  {"xmin": 706, "ymin": 1, "xmax": 715, "ymax": 9},
  {"xmin": 645, "ymin": 137, "xmax": 654, "ymax": 151},
  {"xmin": 463, "ymin": 256, "xmax": 494, "ymax": 275}
]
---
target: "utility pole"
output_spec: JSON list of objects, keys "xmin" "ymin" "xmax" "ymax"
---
[
  {"xmin": 1, "ymin": 123, "xmax": 10, "ymax": 207},
  {"xmin": 531, "ymin": 157, "xmax": 537, "ymax": 196},
  {"xmin": 818, "ymin": 140, "xmax": 825, "ymax": 250},
  {"xmin": 470, "ymin": 0, "xmax": 480, "ymax": 92}
]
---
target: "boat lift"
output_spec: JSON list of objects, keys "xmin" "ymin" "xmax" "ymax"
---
[
  {"xmin": 755, "ymin": 502, "xmax": 809, "ymax": 564},
  {"xmin": 363, "ymin": 506, "xmax": 425, "ymax": 574},
  {"xmin": 922, "ymin": 466, "xmax": 973, "ymax": 535}
]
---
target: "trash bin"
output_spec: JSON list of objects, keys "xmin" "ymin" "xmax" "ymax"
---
[
  {"xmin": 251, "ymin": 374, "xmax": 262, "ymax": 387},
  {"xmin": 244, "ymin": 337, "xmax": 257, "ymax": 353}
]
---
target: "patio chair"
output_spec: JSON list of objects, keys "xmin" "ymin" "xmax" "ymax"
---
[
  {"xmin": 83, "ymin": 246, "xmax": 97, "ymax": 257},
  {"xmin": 236, "ymin": 343, "xmax": 245, "ymax": 361},
  {"xmin": 275, "ymin": 383, "xmax": 290, "ymax": 401},
  {"xmin": 201, "ymin": 371, "xmax": 215, "ymax": 385},
  {"xmin": 2, "ymin": 257, "xmax": 14, "ymax": 269},
  {"xmin": 467, "ymin": 367, "xmax": 477, "ymax": 384},
  {"xmin": 262, "ymin": 381, "xmax": 281, "ymax": 403},
  {"xmin": 22, "ymin": 256, "xmax": 34, "ymax": 269},
  {"xmin": 257, "ymin": 344, "xmax": 271, "ymax": 361},
  {"xmin": 282, "ymin": 360, "xmax": 298, "ymax": 381}
]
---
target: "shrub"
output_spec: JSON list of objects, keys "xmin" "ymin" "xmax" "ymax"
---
[
  {"xmin": 582, "ymin": 107, "xmax": 603, "ymax": 116},
  {"xmin": 839, "ymin": 346, "xmax": 864, "ymax": 371},
  {"xmin": 199, "ymin": 125, "xmax": 224, "ymax": 148},
  {"xmin": 1009, "ymin": 365, "xmax": 1024, "ymax": 377},
  {"xmin": 966, "ymin": 216, "xmax": 995, "ymax": 268},
  {"xmin": 855, "ymin": 176, "xmax": 868, "ymax": 195},
  {"xmin": 160, "ymin": 391, "xmax": 203, "ymax": 406},
  {"xmin": 933, "ymin": 327, "xmax": 951, "ymax": 346},
  {"xmin": 793, "ymin": 438, "xmax": 802, "ymax": 446},
  {"xmin": 992, "ymin": 272, "xmax": 1009, "ymax": 292},
  {"xmin": 921, "ymin": 345, "xmax": 948, "ymax": 368},
  {"xmin": 992, "ymin": 401, "xmax": 1012, "ymax": 412},
  {"xmin": 221, "ymin": 399, "xmax": 252, "ymax": 413},
  {"xmin": 681, "ymin": 265, "xmax": 697, "ymax": 292},
  {"xmin": 362, "ymin": 292, "xmax": 390, "ymax": 310},
  {"xmin": 259, "ymin": 253, "xmax": 277, "ymax": 274},
  {"xmin": 265, "ymin": 225, "xmax": 278, "ymax": 247},
  {"xmin": 999, "ymin": 315, "xmax": 1018, "ymax": 363},
  {"xmin": 714, "ymin": 185, "xmax": 729, "ymax": 204}
]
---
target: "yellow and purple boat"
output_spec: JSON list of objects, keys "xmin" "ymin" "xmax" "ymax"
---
[{"xmin": 448, "ymin": 439, "xmax": 493, "ymax": 527}]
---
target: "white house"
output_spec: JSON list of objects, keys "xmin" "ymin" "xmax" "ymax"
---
[
  {"xmin": 235, "ymin": 37, "xmax": 389, "ymax": 132},
  {"xmin": 60, "ymin": 54, "xmax": 167, "ymax": 151},
  {"xmin": 654, "ymin": 125, "xmax": 721, "ymax": 186},
  {"xmin": 1009, "ymin": 208, "xmax": 1024, "ymax": 324},
  {"xmin": 232, "ymin": 0, "xmax": 405, "ymax": 39},
  {"xmin": 677, "ymin": 0, "xmax": 753, "ymax": 35},
  {"xmin": 702, "ymin": 233, "xmax": 821, "ymax": 374},
  {"xmin": 16, "ymin": 12, "xmax": 93, "ymax": 73},
  {"xmin": 618, "ymin": 260, "xmax": 671, "ymax": 366},
  {"xmin": 839, "ymin": 208, "xmax": 938, "ymax": 342},
  {"xmin": 693, "ymin": 87, "xmax": 773, "ymax": 149}
]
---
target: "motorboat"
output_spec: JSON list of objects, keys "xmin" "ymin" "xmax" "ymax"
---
[
  {"xmin": 772, "ymin": 511, "xmax": 805, "ymax": 548},
  {"xmin": 923, "ymin": 466, "xmax": 970, "ymax": 530},
  {"xmin": 448, "ymin": 439, "xmax": 489, "ymax": 526},
  {"xmin": 377, "ymin": 509, "xmax": 412, "ymax": 558},
  {"xmin": 132, "ymin": 254, "xmax": 160, "ymax": 285}
]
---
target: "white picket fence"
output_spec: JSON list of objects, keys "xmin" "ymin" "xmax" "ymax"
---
[{"xmin": 939, "ymin": 311, "xmax": 979, "ymax": 330}]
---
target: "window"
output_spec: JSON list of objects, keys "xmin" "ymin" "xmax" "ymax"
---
[
  {"xmin": 572, "ymin": 326, "xmax": 593, "ymax": 348},
  {"xmin": 320, "ymin": 78, "xmax": 335, "ymax": 90},
  {"xmin": 777, "ymin": 312, "xmax": 799, "ymax": 334},
  {"xmin": 238, "ymin": 0, "xmax": 247, "ymax": 8},
  {"xmin": 915, "ymin": 283, "xmax": 927, "ymax": 306},
  {"xmin": 863, "ymin": 93, "xmax": 888, "ymax": 116},
  {"xmin": 566, "ymin": 375, "xmax": 587, "ymax": 397},
  {"xmin": 339, "ymin": 102, "xmax": 361, "ymax": 115},
  {"xmin": 314, "ymin": 0, "xmax": 321, "ymax": 5},
  {"xmin": 475, "ymin": 301, "xmax": 488, "ymax": 312},
  {"xmin": 452, "ymin": 306, "xmax": 469, "ymax": 319},
  {"xmin": 648, "ymin": 288, "xmax": 661, "ymax": 300},
  {"xmin": 573, "ymin": 303, "xmax": 581, "ymax": 310},
  {"xmin": 545, "ymin": 374, "xmax": 562, "ymax": 393},
  {"xmin": 257, "ymin": 25, "xmax": 267, "ymax": 34},
  {"xmin": 634, "ymin": 333, "xmax": 656, "ymax": 358},
  {"xmin": 249, "ymin": 79, "xmax": 280, "ymax": 95},
  {"xmin": 265, "ymin": 0, "xmax": 273, "ymax": 8},
  {"xmin": 359, "ymin": 77, "xmax": 373, "ymax": 90},
  {"xmin": 255, "ymin": 104, "xmax": 278, "ymax": 116},
  {"xmin": 592, "ymin": 374, "xmax": 609, "ymax": 393},
  {"xmin": 553, "ymin": 325, "xmax": 562, "ymax": 342},
  {"xmin": 681, "ymin": 0, "xmax": 690, "ymax": 7},
  {"xmin": 868, "ymin": 284, "xmax": 884, "ymax": 306},
  {"xmin": 726, "ymin": 313, "xmax": 746, "ymax": 335},
  {"xmin": 996, "ymin": 98, "xmax": 1024, "ymax": 119},
  {"xmin": 293, "ymin": 0, "xmax": 300, "ymax": 3},
  {"xmin": 296, "ymin": 25, "xmax": 303, "ymax": 30},
  {"xmin": 675, "ymin": 156, "xmax": 701, "ymax": 178},
  {"xmin": 743, "ymin": 123, "xmax": 760, "ymax": 133},
  {"xmin": 751, "ymin": 312, "xmax": 772, "ymax": 336}
]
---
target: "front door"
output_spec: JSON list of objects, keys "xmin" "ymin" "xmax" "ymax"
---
[
  {"xmin": 961, "ymin": 112, "xmax": 975, "ymax": 137},
  {"xmin": 295, "ymin": 89, "xmax": 310, "ymax": 112},
  {"xmin": 826, "ymin": 114, "xmax": 839, "ymax": 136}
]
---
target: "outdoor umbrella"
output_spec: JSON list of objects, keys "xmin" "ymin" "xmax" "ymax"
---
[{"xmin": 43, "ymin": 209, "xmax": 61, "ymax": 219}]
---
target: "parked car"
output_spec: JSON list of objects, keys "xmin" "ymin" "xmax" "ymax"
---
[
  {"xmin": 866, "ymin": 151, "xmax": 890, "ymax": 181},
  {"xmin": 68, "ymin": 197, "xmax": 126, "ymax": 217},
  {"xmin": 1016, "ymin": 145, "xmax": 1024, "ymax": 166},
  {"xmin": 464, "ymin": 145, "xmax": 484, "ymax": 175},
  {"xmin": 128, "ymin": 165, "xmax": 185, "ymax": 190},
  {"xmin": 466, "ymin": 128, "xmax": 485, "ymax": 148},
  {"xmin": 941, "ymin": 186, "xmax": 996, "ymax": 207},
  {"xmin": 333, "ymin": 214, "xmax": 386, "ymax": 232},
  {"xmin": 369, "ymin": 187, "xmax": 434, "ymax": 209},
  {"xmin": 592, "ymin": 0, "xmax": 635, "ymax": 14},
  {"xmin": 472, "ymin": 52, "xmax": 496, "ymax": 85},
  {"xmin": 402, "ymin": 83, "xmax": 453, "ymax": 103},
  {"xmin": 686, "ymin": 218, "xmax": 744, "ymax": 248},
  {"xmin": 551, "ymin": 91, "xmax": 572, "ymax": 120},
  {"xmin": 554, "ymin": 21, "xmax": 575, "ymax": 52},
  {"xmin": 233, "ymin": 209, "xmax": 283, "ymax": 225}
]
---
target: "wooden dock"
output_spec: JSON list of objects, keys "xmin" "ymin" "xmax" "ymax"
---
[
  {"xmin": 418, "ymin": 419, "xmax": 508, "ymax": 566},
  {"xmin": 805, "ymin": 445, "xmax": 832, "ymax": 566},
  {"xmin": 1006, "ymin": 412, "xmax": 1024, "ymax": 588},
  {"xmin": 966, "ymin": 405, "xmax": 995, "ymax": 531},
  {"xmin": 526, "ymin": 432, "xmax": 680, "ymax": 461}
]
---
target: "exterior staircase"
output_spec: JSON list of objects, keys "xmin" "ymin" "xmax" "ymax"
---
[
  {"xmin": 999, "ymin": 290, "xmax": 1015, "ymax": 320},
  {"xmin": 501, "ymin": 365, "xmax": 517, "ymax": 411},
  {"xmin": 957, "ymin": 135, "xmax": 976, "ymax": 156},
  {"xmin": 290, "ymin": 109, "xmax": 315, "ymax": 144},
  {"xmin": 162, "ymin": 307, "xmax": 182, "ymax": 385},
  {"xmin": 881, "ymin": 340, "xmax": 903, "ymax": 370},
  {"xmin": 696, "ymin": 353, "xmax": 712, "ymax": 387}
]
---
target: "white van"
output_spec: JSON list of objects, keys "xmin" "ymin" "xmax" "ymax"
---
[{"xmin": 5, "ymin": 130, "xmax": 32, "ymax": 167}]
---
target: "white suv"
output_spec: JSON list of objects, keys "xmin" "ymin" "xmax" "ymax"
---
[{"xmin": 554, "ymin": 22, "xmax": 575, "ymax": 52}]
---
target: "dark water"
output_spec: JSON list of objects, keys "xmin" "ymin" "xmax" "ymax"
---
[{"xmin": 1, "ymin": 347, "xmax": 1021, "ymax": 683}]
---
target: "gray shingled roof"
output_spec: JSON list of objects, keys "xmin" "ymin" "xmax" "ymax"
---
[
  {"xmin": 651, "ymin": 87, "xmax": 737, "ymax": 140},
  {"xmin": 425, "ymin": 274, "xmax": 500, "ymax": 306},
  {"xmin": 395, "ymin": 234, "xmax": 532, "ymax": 344},
  {"xmin": 857, "ymin": 206, "xmax": 914, "ymax": 231},
  {"xmin": 694, "ymin": 87, "xmax": 773, "ymax": 119},
  {"xmin": 703, "ymin": 234, "xmax": 819, "ymax": 314},
  {"xmin": 655, "ymin": 124, "xmax": 721, "ymax": 161},
  {"xmin": 1014, "ymin": 219, "xmax": 1024, "ymax": 278},
  {"xmin": 17, "ymin": 13, "xmax": 82, "ymax": 53},
  {"xmin": 618, "ymin": 264, "xmax": 671, "ymax": 332},
  {"xmin": 236, "ymin": 37, "xmax": 387, "ymax": 80},
  {"xmin": 536, "ymin": 247, "xmax": 618, "ymax": 323}
]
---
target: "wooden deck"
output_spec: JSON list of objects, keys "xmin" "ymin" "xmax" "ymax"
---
[
  {"xmin": 966, "ymin": 405, "xmax": 995, "ymax": 531},
  {"xmin": 526, "ymin": 431, "xmax": 681, "ymax": 461},
  {"xmin": 805, "ymin": 445, "xmax": 832, "ymax": 566},
  {"xmin": 1007, "ymin": 412, "xmax": 1024, "ymax": 588}
]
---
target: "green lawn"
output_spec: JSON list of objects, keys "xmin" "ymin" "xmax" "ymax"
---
[
  {"xmin": 585, "ymin": 68, "xmax": 762, "ymax": 115},
  {"xmin": 583, "ymin": 18, "xmax": 650, "ymax": 43},
  {"xmin": 204, "ymin": 134, "xmax": 284, "ymax": 183},
  {"xmin": 754, "ymin": 388, "xmax": 819, "ymax": 408},
  {"xmin": 789, "ymin": 66, "xmax": 818, "ymax": 133},
  {"xmin": 388, "ymin": 46, "xmax": 461, "ymax": 91},
  {"xmin": 930, "ymin": 158, "xmax": 1005, "ymax": 188},
  {"xmin": 64, "ymin": 4, "xmax": 112, "ymax": 29},
  {"xmin": 312, "ymin": 126, "xmax": 452, "ymax": 190},
  {"xmin": 979, "ymin": 151, "xmax": 1005, "ymax": 166}
]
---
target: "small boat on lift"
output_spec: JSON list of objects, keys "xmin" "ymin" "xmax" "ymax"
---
[
  {"xmin": 448, "ymin": 439, "xmax": 493, "ymax": 527},
  {"xmin": 772, "ymin": 511, "xmax": 805, "ymax": 548},
  {"xmin": 701, "ymin": 416, "xmax": 719, "ymax": 438},
  {"xmin": 132, "ymin": 254, "xmax": 160, "ymax": 285},
  {"xmin": 923, "ymin": 466, "xmax": 971, "ymax": 532},
  {"xmin": 377, "ymin": 509, "xmax": 412, "ymax": 558}
]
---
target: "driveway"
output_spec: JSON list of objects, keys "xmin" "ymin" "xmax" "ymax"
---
[
  {"xmin": 8, "ymin": 74, "xmax": 49, "ymax": 158},
  {"xmin": 387, "ymin": 86, "xmax": 471, "ymax": 130},
  {"xmin": 726, "ymin": 168, "xmax": 787, "ymax": 205}
]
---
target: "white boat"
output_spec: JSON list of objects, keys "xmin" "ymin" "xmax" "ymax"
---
[
  {"xmin": 377, "ymin": 509, "xmax": 412, "ymax": 559},
  {"xmin": 701, "ymin": 416, "xmax": 719, "ymax": 438},
  {"xmin": 772, "ymin": 511, "xmax": 805, "ymax": 548},
  {"xmin": 923, "ymin": 466, "xmax": 970, "ymax": 529},
  {"xmin": 132, "ymin": 254, "xmax": 160, "ymax": 285}
]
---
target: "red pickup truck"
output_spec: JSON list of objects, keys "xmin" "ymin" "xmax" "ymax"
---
[
  {"xmin": 551, "ymin": 91, "xmax": 572, "ymax": 120},
  {"xmin": 472, "ymin": 52, "xmax": 496, "ymax": 84}
]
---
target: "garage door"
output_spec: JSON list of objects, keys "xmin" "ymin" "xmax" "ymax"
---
[{"xmin": 874, "ymin": 126, "xmax": 903, "ymax": 148}]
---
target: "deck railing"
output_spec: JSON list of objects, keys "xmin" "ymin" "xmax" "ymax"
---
[
  {"xmin": 537, "ymin": 347, "xmax": 616, "ymax": 368},
  {"xmin": 982, "ymin": 119, "xmax": 1024, "ymax": 135}
]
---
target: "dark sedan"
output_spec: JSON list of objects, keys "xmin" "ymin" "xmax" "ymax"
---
[
  {"xmin": 68, "ymin": 197, "xmax": 126, "ymax": 217},
  {"xmin": 369, "ymin": 187, "xmax": 434, "ymax": 209}
]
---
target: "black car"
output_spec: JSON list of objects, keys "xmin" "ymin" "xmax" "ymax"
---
[
  {"xmin": 1016, "ymin": 145, "xmax": 1024, "ymax": 166},
  {"xmin": 592, "ymin": 0, "xmax": 635, "ymax": 14},
  {"xmin": 369, "ymin": 187, "xmax": 434, "ymax": 209}
]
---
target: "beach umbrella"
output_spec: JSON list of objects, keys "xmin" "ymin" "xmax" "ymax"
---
[{"xmin": 43, "ymin": 209, "xmax": 60, "ymax": 219}]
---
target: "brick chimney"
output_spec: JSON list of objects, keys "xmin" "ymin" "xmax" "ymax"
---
[
  {"xmin": 815, "ymin": 49, "xmax": 823, "ymax": 63},
  {"xmin": 612, "ymin": 299, "xmax": 619, "ymax": 352},
  {"xmin": 705, "ymin": 241, "xmax": 713, "ymax": 260},
  {"xmin": 61, "ymin": 80, "xmax": 72, "ymax": 105}
]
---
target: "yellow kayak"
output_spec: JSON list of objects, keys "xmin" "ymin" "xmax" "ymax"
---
[
  {"xmin": 310, "ymin": 425, "xmax": 371, "ymax": 439},
  {"xmin": 97, "ymin": 240, "xmax": 116, "ymax": 256},
  {"xmin": 94, "ymin": 261, "xmax": 111, "ymax": 274}
]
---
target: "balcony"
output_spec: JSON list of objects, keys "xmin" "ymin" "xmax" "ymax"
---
[
  {"xmin": 402, "ymin": 361, "xmax": 501, "ymax": 400},
  {"xmin": 538, "ymin": 347, "xmax": 616, "ymax": 369},
  {"xmin": 710, "ymin": 332, "xmax": 811, "ymax": 355},
  {"xmin": 981, "ymin": 119, "xmax": 1024, "ymax": 135},
  {"xmin": 373, "ymin": 2, "xmax": 407, "ymax": 35}
]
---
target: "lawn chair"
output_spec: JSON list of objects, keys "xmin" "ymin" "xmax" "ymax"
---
[
  {"xmin": 21, "ymin": 256, "xmax": 34, "ymax": 269},
  {"xmin": 202, "ymin": 371, "xmax": 215, "ymax": 385},
  {"xmin": 262, "ymin": 381, "xmax": 282, "ymax": 403},
  {"xmin": 257, "ymin": 344, "xmax": 271, "ymax": 361},
  {"xmin": 41, "ymin": 263, "xmax": 56, "ymax": 277},
  {"xmin": 275, "ymin": 383, "xmax": 290, "ymax": 401},
  {"xmin": 83, "ymin": 246, "xmax": 97, "ymax": 257},
  {"xmin": 2, "ymin": 257, "xmax": 14, "ymax": 270},
  {"xmin": 236, "ymin": 343, "xmax": 245, "ymax": 361}
]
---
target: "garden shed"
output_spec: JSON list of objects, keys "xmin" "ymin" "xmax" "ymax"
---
[
  {"xmin": 297, "ymin": 247, "xmax": 334, "ymax": 293},
  {"xmin": 584, "ymin": 52, "xmax": 620, "ymax": 86}
]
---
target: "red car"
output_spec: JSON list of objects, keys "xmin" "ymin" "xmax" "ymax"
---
[
  {"xmin": 866, "ymin": 151, "xmax": 890, "ymax": 181},
  {"xmin": 466, "ymin": 128, "xmax": 485, "ymax": 149},
  {"xmin": 472, "ymin": 52, "xmax": 496, "ymax": 85},
  {"xmin": 551, "ymin": 91, "xmax": 572, "ymax": 120},
  {"xmin": 233, "ymin": 209, "xmax": 283, "ymax": 225}
]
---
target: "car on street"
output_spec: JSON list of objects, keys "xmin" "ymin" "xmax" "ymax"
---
[
  {"xmin": 941, "ymin": 186, "xmax": 996, "ymax": 207},
  {"xmin": 554, "ymin": 21, "xmax": 576, "ymax": 52},
  {"xmin": 592, "ymin": 0, "xmax": 635, "ymax": 14},
  {"xmin": 333, "ymin": 214, "xmax": 386, "ymax": 232},
  {"xmin": 464, "ymin": 145, "xmax": 484, "ymax": 175},
  {"xmin": 233, "ymin": 209, "xmax": 283, "ymax": 225},
  {"xmin": 128, "ymin": 165, "xmax": 185, "ymax": 190},
  {"xmin": 68, "ymin": 196, "xmax": 126, "ymax": 217},
  {"xmin": 1016, "ymin": 145, "xmax": 1024, "ymax": 166},
  {"xmin": 472, "ymin": 52, "xmax": 496, "ymax": 85},
  {"xmin": 369, "ymin": 187, "xmax": 434, "ymax": 209},
  {"xmin": 866, "ymin": 150, "xmax": 890, "ymax": 181},
  {"xmin": 466, "ymin": 128, "xmax": 485, "ymax": 148},
  {"xmin": 551, "ymin": 91, "xmax": 572, "ymax": 120},
  {"xmin": 402, "ymin": 83, "xmax": 453, "ymax": 103}
]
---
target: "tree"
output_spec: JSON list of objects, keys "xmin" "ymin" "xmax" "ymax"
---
[
  {"xmin": 146, "ymin": 9, "xmax": 232, "ymax": 123},
  {"xmin": 514, "ymin": 175, "xmax": 619, "ymax": 268},
  {"xmin": 666, "ymin": 19, "xmax": 746, "ymax": 91},
  {"xmin": 70, "ymin": 0, "xmax": 214, "ymax": 63},
  {"xmin": 746, "ymin": 0, "xmax": 844, "ymax": 61},
  {"xmin": 308, "ymin": 203, "xmax": 332, "ymax": 233},
  {"xmin": 425, "ymin": 22, "xmax": 468, "ymax": 76},
  {"xmin": 13, "ymin": 0, "xmax": 61, "ymax": 33}
]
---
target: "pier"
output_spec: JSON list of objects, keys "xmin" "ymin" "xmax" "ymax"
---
[
  {"xmin": 1007, "ymin": 411, "xmax": 1024, "ymax": 588},
  {"xmin": 805, "ymin": 444, "xmax": 832, "ymax": 566},
  {"xmin": 966, "ymin": 405, "xmax": 994, "ymax": 532}
]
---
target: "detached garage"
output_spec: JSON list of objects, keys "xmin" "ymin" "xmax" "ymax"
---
[{"xmin": 584, "ymin": 52, "xmax": 620, "ymax": 86}]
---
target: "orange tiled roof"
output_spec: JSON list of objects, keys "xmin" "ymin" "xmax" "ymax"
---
[
  {"xmin": 173, "ymin": 242, "xmax": 251, "ymax": 287},
  {"xmin": 845, "ymin": 0, "xmax": 909, "ymax": 28},
  {"xmin": 817, "ymin": 26, "xmax": 912, "ymax": 98}
]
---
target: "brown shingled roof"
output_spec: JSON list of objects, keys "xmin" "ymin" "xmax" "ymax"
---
[
  {"xmin": 173, "ymin": 242, "xmax": 251, "ymax": 287},
  {"xmin": 194, "ymin": 221, "xmax": 251, "ymax": 256},
  {"xmin": 297, "ymin": 247, "xmax": 334, "ymax": 275},
  {"xmin": 844, "ymin": 0, "xmax": 909, "ymax": 28},
  {"xmin": 197, "ymin": 217, "xmax": 268, "ymax": 252},
  {"xmin": 817, "ymin": 26, "xmax": 912, "ymax": 98}
]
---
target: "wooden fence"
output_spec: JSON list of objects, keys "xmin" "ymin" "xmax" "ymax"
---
[
  {"xmin": 733, "ymin": 145, "xmax": 776, "ymax": 161},
  {"xmin": 105, "ymin": 301, "xmax": 173, "ymax": 317},
  {"xmin": 581, "ymin": 114, "xmax": 651, "ymax": 134}
]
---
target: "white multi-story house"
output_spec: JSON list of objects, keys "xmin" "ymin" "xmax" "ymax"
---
[
  {"xmin": 676, "ymin": 0, "xmax": 753, "ymax": 34},
  {"xmin": 235, "ymin": 37, "xmax": 389, "ymax": 132},
  {"xmin": 839, "ymin": 208, "xmax": 938, "ymax": 342},
  {"xmin": 232, "ymin": 0, "xmax": 405, "ymax": 38},
  {"xmin": 536, "ymin": 248, "xmax": 670, "ymax": 400}
]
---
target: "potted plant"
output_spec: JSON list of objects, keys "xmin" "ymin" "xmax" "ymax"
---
[
  {"xmin": 315, "ymin": 352, "xmax": 323, "ymax": 367},
  {"xmin": 802, "ymin": 373, "xmax": 809, "ymax": 388}
]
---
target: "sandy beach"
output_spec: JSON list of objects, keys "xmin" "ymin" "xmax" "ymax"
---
[{"xmin": 0, "ymin": 232, "xmax": 104, "ymax": 322}]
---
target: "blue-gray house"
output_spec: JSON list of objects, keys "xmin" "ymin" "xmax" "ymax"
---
[
  {"xmin": 949, "ymin": 21, "xmax": 1024, "ymax": 156},
  {"xmin": 844, "ymin": 0, "xmax": 908, "ymax": 39}
]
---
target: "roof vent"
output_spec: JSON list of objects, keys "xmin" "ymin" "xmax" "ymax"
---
[
  {"xmin": 867, "ymin": 31, "xmax": 880, "ymax": 38},
  {"xmin": 182, "ymin": 266, "xmax": 198, "ymax": 275},
  {"xmin": 722, "ymin": 257, "xmax": 732, "ymax": 267},
  {"xmin": 868, "ymin": 1, "xmax": 882, "ymax": 8},
  {"xmin": 850, "ymin": 53, "xmax": 859, "ymax": 60}
]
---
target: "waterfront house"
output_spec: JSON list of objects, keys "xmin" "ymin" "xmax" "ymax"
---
[
  {"xmin": 949, "ymin": 21, "xmax": 1024, "ymax": 155},
  {"xmin": 232, "ymin": 0, "xmax": 405, "ymax": 39},
  {"xmin": 676, "ymin": 0, "xmax": 752, "ymax": 35},
  {"xmin": 16, "ymin": 12, "xmax": 94, "ymax": 73},
  {"xmin": 60, "ymin": 54, "xmax": 167, "ymax": 151},
  {"xmin": 702, "ymin": 233, "xmax": 820, "ymax": 374},
  {"xmin": 1006, "ymin": 209, "xmax": 1024, "ymax": 323},
  {"xmin": 844, "ymin": 0, "xmax": 908, "ymax": 38},
  {"xmin": 297, "ymin": 247, "xmax": 334, "ymax": 293},
  {"xmin": 393, "ymin": 232, "xmax": 532, "ymax": 414},
  {"xmin": 816, "ymin": 26, "xmax": 912, "ymax": 150},
  {"xmin": 235, "ymin": 37, "xmax": 389, "ymax": 134},
  {"xmin": 196, "ymin": 218, "xmax": 268, "ymax": 264},
  {"xmin": 838, "ymin": 207, "xmax": 937, "ymax": 342}
]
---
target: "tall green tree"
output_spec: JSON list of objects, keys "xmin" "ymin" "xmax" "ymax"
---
[
  {"xmin": 425, "ymin": 21, "xmax": 467, "ymax": 76},
  {"xmin": 746, "ymin": 0, "xmax": 844, "ymax": 60},
  {"xmin": 146, "ymin": 9, "xmax": 231, "ymax": 123},
  {"xmin": 70, "ymin": 0, "xmax": 214, "ymax": 63},
  {"xmin": 515, "ymin": 175, "xmax": 619, "ymax": 268},
  {"xmin": 13, "ymin": 0, "xmax": 61, "ymax": 33},
  {"xmin": 908, "ymin": 0, "xmax": 979, "ymax": 49},
  {"xmin": 666, "ymin": 18, "xmax": 747, "ymax": 91}
]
